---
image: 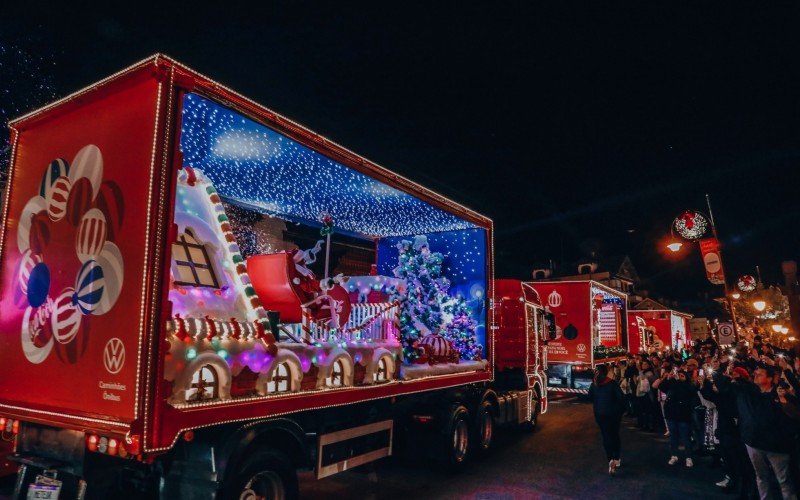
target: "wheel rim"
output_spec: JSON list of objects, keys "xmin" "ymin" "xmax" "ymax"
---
[
  {"xmin": 453, "ymin": 420, "xmax": 469, "ymax": 462},
  {"xmin": 240, "ymin": 471, "xmax": 285, "ymax": 500},
  {"xmin": 479, "ymin": 410, "xmax": 493, "ymax": 449}
]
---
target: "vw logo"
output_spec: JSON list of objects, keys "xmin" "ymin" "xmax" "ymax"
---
[
  {"xmin": 576, "ymin": 343, "xmax": 587, "ymax": 353},
  {"xmin": 103, "ymin": 338, "xmax": 125, "ymax": 374}
]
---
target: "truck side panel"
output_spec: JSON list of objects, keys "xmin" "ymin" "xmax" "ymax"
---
[
  {"xmin": 0, "ymin": 74, "xmax": 161, "ymax": 424},
  {"xmin": 529, "ymin": 282, "xmax": 591, "ymax": 364}
]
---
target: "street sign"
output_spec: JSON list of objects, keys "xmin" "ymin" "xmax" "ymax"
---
[{"xmin": 718, "ymin": 322, "xmax": 735, "ymax": 345}]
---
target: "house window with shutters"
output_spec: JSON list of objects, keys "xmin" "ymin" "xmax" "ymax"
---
[{"xmin": 172, "ymin": 229, "xmax": 219, "ymax": 288}]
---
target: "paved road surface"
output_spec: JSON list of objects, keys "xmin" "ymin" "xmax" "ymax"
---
[
  {"xmin": 0, "ymin": 396, "xmax": 728, "ymax": 499},
  {"xmin": 301, "ymin": 395, "xmax": 728, "ymax": 499}
]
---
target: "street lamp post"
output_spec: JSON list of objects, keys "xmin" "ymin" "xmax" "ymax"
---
[{"xmin": 705, "ymin": 194, "xmax": 740, "ymax": 343}]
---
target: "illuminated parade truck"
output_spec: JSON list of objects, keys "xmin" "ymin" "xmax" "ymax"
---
[
  {"xmin": 526, "ymin": 281, "xmax": 629, "ymax": 394},
  {"xmin": 0, "ymin": 55, "xmax": 548, "ymax": 499},
  {"xmin": 627, "ymin": 302, "xmax": 692, "ymax": 353}
]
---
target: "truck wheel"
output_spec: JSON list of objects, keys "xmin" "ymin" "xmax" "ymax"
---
[
  {"xmin": 520, "ymin": 390, "xmax": 540, "ymax": 432},
  {"xmin": 441, "ymin": 404, "xmax": 471, "ymax": 469},
  {"xmin": 224, "ymin": 449, "xmax": 298, "ymax": 500},
  {"xmin": 473, "ymin": 400, "xmax": 494, "ymax": 455}
]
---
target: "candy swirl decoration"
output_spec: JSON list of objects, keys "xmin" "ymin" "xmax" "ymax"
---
[
  {"xmin": 21, "ymin": 306, "xmax": 53, "ymax": 364},
  {"xmin": 14, "ymin": 144, "xmax": 125, "ymax": 365},
  {"xmin": 51, "ymin": 287, "xmax": 81, "ymax": 344},
  {"xmin": 76, "ymin": 208, "xmax": 107, "ymax": 262},
  {"xmin": 737, "ymin": 274, "xmax": 757, "ymax": 292},
  {"xmin": 672, "ymin": 210, "xmax": 710, "ymax": 241},
  {"xmin": 73, "ymin": 260, "xmax": 105, "ymax": 315},
  {"xmin": 39, "ymin": 158, "xmax": 70, "ymax": 197}
]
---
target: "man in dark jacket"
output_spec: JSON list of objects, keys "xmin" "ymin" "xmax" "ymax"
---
[
  {"xmin": 653, "ymin": 369, "xmax": 700, "ymax": 467},
  {"xmin": 721, "ymin": 365, "xmax": 797, "ymax": 499},
  {"xmin": 588, "ymin": 364, "xmax": 626, "ymax": 475}
]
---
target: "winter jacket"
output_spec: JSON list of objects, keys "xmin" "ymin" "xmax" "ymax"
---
[
  {"xmin": 701, "ymin": 377, "xmax": 738, "ymax": 436},
  {"xmin": 659, "ymin": 379, "xmax": 700, "ymax": 422},
  {"xmin": 717, "ymin": 376, "xmax": 797, "ymax": 454},
  {"xmin": 589, "ymin": 378, "xmax": 626, "ymax": 417}
]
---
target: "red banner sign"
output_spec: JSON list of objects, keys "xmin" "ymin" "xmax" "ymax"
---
[{"xmin": 699, "ymin": 237, "xmax": 725, "ymax": 285}]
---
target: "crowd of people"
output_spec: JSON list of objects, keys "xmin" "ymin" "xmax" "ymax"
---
[{"xmin": 589, "ymin": 333, "xmax": 800, "ymax": 499}]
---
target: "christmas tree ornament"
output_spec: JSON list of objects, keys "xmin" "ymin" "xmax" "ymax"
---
[
  {"xmin": 93, "ymin": 242, "xmax": 124, "ymax": 315},
  {"xmin": 69, "ymin": 144, "xmax": 103, "ymax": 200},
  {"xmin": 39, "ymin": 158, "xmax": 70, "ymax": 197},
  {"xmin": 66, "ymin": 178, "xmax": 93, "ymax": 226},
  {"xmin": 51, "ymin": 288, "xmax": 81, "ymax": 344},
  {"xmin": 672, "ymin": 210, "xmax": 709, "ymax": 241},
  {"xmin": 16, "ymin": 196, "xmax": 46, "ymax": 252},
  {"xmin": 95, "ymin": 181, "xmax": 125, "ymax": 241},
  {"xmin": 21, "ymin": 306, "xmax": 54, "ymax": 364},
  {"xmin": 26, "ymin": 262, "xmax": 50, "ymax": 307},
  {"xmin": 46, "ymin": 175, "xmax": 71, "ymax": 222},
  {"xmin": 76, "ymin": 208, "xmax": 107, "ymax": 262},
  {"xmin": 737, "ymin": 275, "xmax": 757, "ymax": 292},
  {"xmin": 17, "ymin": 249, "xmax": 43, "ymax": 295},
  {"xmin": 73, "ymin": 259, "xmax": 104, "ymax": 315},
  {"xmin": 28, "ymin": 212, "xmax": 50, "ymax": 255}
]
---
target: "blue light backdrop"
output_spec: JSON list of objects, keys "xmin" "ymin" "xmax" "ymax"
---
[
  {"xmin": 377, "ymin": 228, "xmax": 487, "ymax": 354},
  {"xmin": 180, "ymin": 93, "xmax": 477, "ymax": 238}
]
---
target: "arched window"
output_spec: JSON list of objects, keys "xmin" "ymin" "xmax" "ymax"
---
[
  {"xmin": 374, "ymin": 357, "xmax": 389, "ymax": 382},
  {"xmin": 327, "ymin": 359, "xmax": 345, "ymax": 387},
  {"xmin": 172, "ymin": 229, "xmax": 219, "ymax": 288},
  {"xmin": 266, "ymin": 362, "xmax": 291, "ymax": 393},
  {"xmin": 187, "ymin": 365, "xmax": 219, "ymax": 402},
  {"xmin": 533, "ymin": 270, "xmax": 546, "ymax": 279},
  {"xmin": 578, "ymin": 264, "xmax": 592, "ymax": 275}
]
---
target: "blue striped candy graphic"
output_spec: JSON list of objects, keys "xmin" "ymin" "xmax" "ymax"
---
[
  {"xmin": 73, "ymin": 260, "xmax": 105, "ymax": 315},
  {"xmin": 39, "ymin": 158, "xmax": 70, "ymax": 197}
]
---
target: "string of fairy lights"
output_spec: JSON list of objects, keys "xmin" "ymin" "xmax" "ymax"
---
[{"xmin": 179, "ymin": 93, "xmax": 476, "ymax": 238}]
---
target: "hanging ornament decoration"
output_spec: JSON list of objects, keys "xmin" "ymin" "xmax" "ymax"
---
[
  {"xmin": 13, "ymin": 145, "xmax": 126, "ymax": 365},
  {"xmin": 319, "ymin": 213, "xmax": 334, "ymax": 236},
  {"xmin": 737, "ymin": 274, "xmax": 757, "ymax": 292},
  {"xmin": 672, "ymin": 210, "xmax": 710, "ymax": 241}
]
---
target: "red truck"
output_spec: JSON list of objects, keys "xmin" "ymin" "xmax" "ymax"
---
[
  {"xmin": 526, "ymin": 280, "xmax": 629, "ymax": 394},
  {"xmin": 0, "ymin": 55, "xmax": 548, "ymax": 499},
  {"xmin": 628, "ymin": 309, "xmax": 692, "ymax": 353}
]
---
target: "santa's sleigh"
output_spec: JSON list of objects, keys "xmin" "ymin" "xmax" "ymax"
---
[{"xmin": 247, "ymin": 252, "xmax": 400, "ymax": 344}]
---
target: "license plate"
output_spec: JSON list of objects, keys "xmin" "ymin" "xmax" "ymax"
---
[{"xmin": 27, "ymin": 475, "xmax": 62, "ymax": 500}]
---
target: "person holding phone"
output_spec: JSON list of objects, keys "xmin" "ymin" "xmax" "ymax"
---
[{"xmin": 653, "ymin": 368, "xmax": 701, "ymax": 467}]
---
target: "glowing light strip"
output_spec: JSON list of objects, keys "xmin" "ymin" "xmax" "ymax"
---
[
  {"xmin": 0, "ymin": 402, "xmax": 130, "ymax": 428},
  {"xmin": 8, "ymin": 55, "xmax": 160, "ymax": 127},
  {"xmin": 0, "ymin": 129, "xmax": 20, "ymax": 265},
  {"xmin": 137, "ymin": 71, "xmax": 164, "ymax": 421},
  {"xmin": 145, "ymin": 370, "xmax": 490, "ymax": 453}
]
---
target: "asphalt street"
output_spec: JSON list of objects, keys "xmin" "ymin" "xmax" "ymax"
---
[
  {"xmin": 301, "ymin": 395, "xmax": 729, "ymax": 499},
  {"xmin": 0, "ymin": 397, "xmax": 728, "ymax": 499}
]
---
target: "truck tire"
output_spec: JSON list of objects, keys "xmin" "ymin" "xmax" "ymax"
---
[
  {"xmin": 222, "ymin": 449, "xmax": 298, "ymax": 500},
  {"xmin": 440, "ymin": 404, "xmax": 471, "ymax": 470},
  {"xmin": 472, "ymin": 400, "xmax": 494, "ymax": 455},
  {"xmin": 520, "ymin": 389, "xmax": 540, "ymax": 432}
]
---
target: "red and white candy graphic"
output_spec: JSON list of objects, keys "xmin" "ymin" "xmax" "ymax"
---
[
  {"xmin": 16, "ymin": 196, "xmax": 46, "ymax": 252},
  {"xmin": 51, "ymin": 287, "xmax": 81, "ymax": 344},
  {"xmin": 69, "ymin": 144, "xmax": 103, "ymax": 200},
  {"xmin": 21, "ymin": 305, "xmax": 54, "ymax": 364},
  {"xmin": 46, "ymin": 175, "xmax": 71, "ymax": 222},
  {"xmin": 17, "ymin": 249, "xmax": 43, "ymax": 295},
  {"xmin": 76, "ymin": 208, "xmax": 107, "ymax": 263},
  {"xmin": 93, "ymin": 242, "xmax": 124, "ymax": 315}
]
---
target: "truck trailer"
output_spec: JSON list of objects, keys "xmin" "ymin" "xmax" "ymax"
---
[
  {"xmin": 0, "ymin": 55, "xmax": 547, "ymax": 499},
  {"xmin": 526, "ymin": 280, "xmax": 629, "ymax": 394}
]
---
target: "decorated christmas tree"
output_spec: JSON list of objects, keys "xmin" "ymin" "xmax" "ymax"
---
[
  {"xmin": 443, "ymin": 298, "xmax": 482, "ymax": 361},
  {"xmin": 390, "ymin": 236, "xmax": 450, "ymax": 362},
  {"xmin": 390, "ymin": 235, "xmax": 482, "ymax": 363}
]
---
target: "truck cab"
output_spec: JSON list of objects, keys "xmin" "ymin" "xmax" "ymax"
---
[{"xmin": 493, "ymin": 279, "xmax": 553, "ymax": 418}]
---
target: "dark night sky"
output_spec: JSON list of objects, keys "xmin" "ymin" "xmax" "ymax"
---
[{"xmin": 3, "ymin": 2, "xmax": 799, "ymax": 305}]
